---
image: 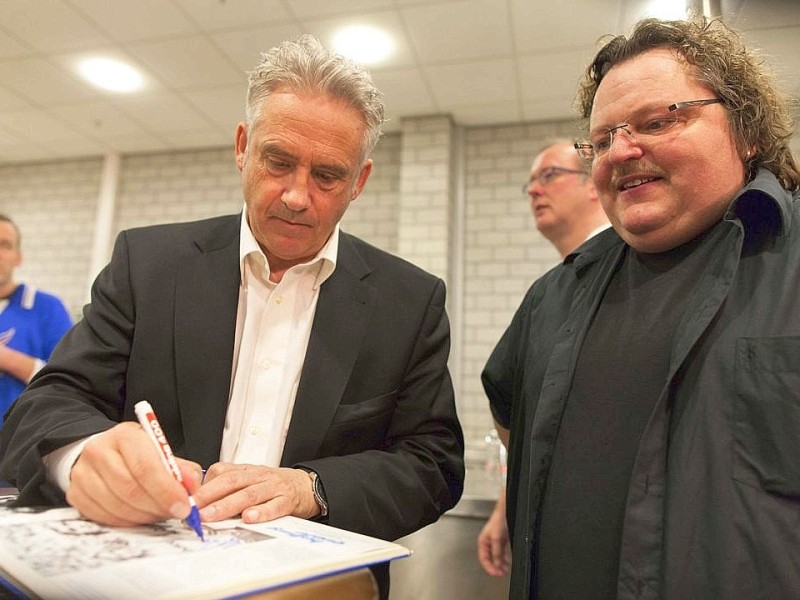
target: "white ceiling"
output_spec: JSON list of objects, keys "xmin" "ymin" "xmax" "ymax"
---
[{"xmin": 0, "ymin": 0, "xmax": 798, "ymax": 164}]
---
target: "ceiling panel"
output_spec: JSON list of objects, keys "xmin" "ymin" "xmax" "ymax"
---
[
  {"xmin": 171, "ymin": 0, "xmax": 292, "ymax": 32},
  {"xmin": 69, "ymin": 0, "xmax": 197, "ymax": 42},
  {"xmin": 0, "ymin": 0, "xmax": 797, "ymax": 164},
  {"xmin": 401, "ymin": 0, "xmax": 512, "ymax": 64},
  {"xmin": 1, "ymin": 0, "xmax": 109, "ymax": 53}
]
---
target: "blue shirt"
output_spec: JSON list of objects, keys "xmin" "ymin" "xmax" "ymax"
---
[{"xmin": 0, "ymin": 284, "xmax": 73, "ymax": 423}]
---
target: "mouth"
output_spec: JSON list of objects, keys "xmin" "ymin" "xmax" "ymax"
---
[{"xmin": 616, "ymin": 175, "xmax": 660, "ymax": 192}]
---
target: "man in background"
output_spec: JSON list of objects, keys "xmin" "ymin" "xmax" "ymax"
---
[
  {"xmin": 476, "ymin": 139, "xmax": 608, "ymax": 577},
  {"xmin": 483, "ymin": 17, "xmax": 800, "ymax": 599},
  {"xmin": 0, "ymin": 214, "xmax": 72, "ymax": 427},
  {"xmin": 0, "ymin": 36, "xmax": 464, "ymax": 598}
]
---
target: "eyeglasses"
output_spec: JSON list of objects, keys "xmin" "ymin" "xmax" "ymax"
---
[
  {"xmin": 574, "ymin": 98, "xmax": 723, "ymax": 162},
  {"xmin": 521, "ymin": 166, "xmax": 586, "ymax": 195}
]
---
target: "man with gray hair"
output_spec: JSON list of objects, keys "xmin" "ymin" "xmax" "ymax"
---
[{"xmin": 0, "ymin": 36, "xmax": 464, "ymax": 597}]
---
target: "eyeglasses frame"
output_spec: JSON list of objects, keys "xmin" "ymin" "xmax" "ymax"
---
[
  {"xmin": 521, "ymin": 166, "xmax": 587, "ymax": 195},
  {"xmin": 574, "ymin": 98, "xmax": 723, "ymax": 161}
]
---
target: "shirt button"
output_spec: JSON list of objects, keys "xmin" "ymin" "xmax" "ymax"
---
[
  {"xmin": 275, "ymin": 295, "xmax": 283, "ymax": 304},
  {"xmin": 249, "ymin": 426, "xmax": 261, "ymax": 436},
  {"xmin": 261, "ymin": 359, "xmax": 272, "ymax": 370}
]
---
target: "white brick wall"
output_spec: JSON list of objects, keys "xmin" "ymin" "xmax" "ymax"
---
[{"xmin": 0, "ymin": 158, "xmax": 103, "ymax": 321}]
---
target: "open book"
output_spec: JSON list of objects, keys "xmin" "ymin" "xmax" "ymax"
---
[{"xmin": 0, "ymin": 503, "xmax": 410, "ymax": 599}]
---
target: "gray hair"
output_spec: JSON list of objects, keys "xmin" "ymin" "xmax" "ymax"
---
[{"xmin": 245, "ymin": 35, "xmax": 385, "ymax": 159}]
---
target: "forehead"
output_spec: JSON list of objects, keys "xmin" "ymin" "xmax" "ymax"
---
[
  {"xmin": 589, "ymin": 48, "xmax": 712, "ymax": 130},
  {"xmin": 531, "ymin": 143, "xmax": 578, "ymax": 172},
  {"xmin": 0, "ymin": 221, "xmax": 19, "ymax": 243},
  {"xmin": 254, "ymin": 90, "xmax": 364, "ymax": 137}
]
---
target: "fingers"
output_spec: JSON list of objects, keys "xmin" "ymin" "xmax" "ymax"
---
[
  {"xmin": 66, "ymin": 422, "xmax": 190, "ymax": 526},
  {"xmin": 476, "ymin": 511, "xmax": 511, "ymax": 577},
  {"xmin": 176, "ymin": 458, "xmax": 204, "ymax": 494},
  {"xmin": 196, "ymin": 464, "xmax": 317, "ymax": 523}
]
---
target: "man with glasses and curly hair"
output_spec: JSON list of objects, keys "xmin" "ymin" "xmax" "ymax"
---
[{"xmin": 483, "ymin": 17, "xmax": 800, "ymax": 599}]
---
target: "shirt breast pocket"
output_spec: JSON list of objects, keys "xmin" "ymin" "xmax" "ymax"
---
[{"xmin": 733, "ymin": 336, "xmax": 800, "ymax": 498}]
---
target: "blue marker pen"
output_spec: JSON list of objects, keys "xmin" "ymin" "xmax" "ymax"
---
[{"xmin": 134, "ymin": 401, "xmax": 204, "ymax": 541}]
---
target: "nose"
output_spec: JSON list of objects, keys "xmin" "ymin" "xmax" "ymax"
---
[
  {"xmin": 528, "ymin": 178, "xmax": 546, "ymax": 197},
  {"xmin": 281, "ymin": 173, "xmax": 312, "ymax": 211},
  {"xmin": 607, "ymin": 126, "xmax": 643, "ymax": 164}
]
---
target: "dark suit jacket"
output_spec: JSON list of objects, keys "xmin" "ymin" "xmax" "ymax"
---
[{"xmin": 0, "ymin": 214, "xmax": 464, "ymax": 593}]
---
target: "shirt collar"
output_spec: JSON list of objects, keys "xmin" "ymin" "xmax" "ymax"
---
[
  {"xmin": 238, "ymin": 207, "xmax": 338, "ymax": 288},
  {"xmin": 725, "ymin": 167, "xmax": 795, "ymax": 238}
]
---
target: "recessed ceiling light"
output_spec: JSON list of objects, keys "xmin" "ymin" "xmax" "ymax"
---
[
  {"xmin": 332, "ymin": 25, "xmax": 394, "ymax": 65},
  {"xmin": 77, "ymin": 57, "xmax": 144, "ymax": 93}
]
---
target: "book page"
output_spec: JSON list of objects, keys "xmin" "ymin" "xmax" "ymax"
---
[{"xmin": 0, "ymin": 505, "xmax": 410, "ymax": 599}]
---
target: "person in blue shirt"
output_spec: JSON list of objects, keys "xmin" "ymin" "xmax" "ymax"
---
[{"xmin": 0, "ymin": 214, "xmax": 73, "ymax": 426}]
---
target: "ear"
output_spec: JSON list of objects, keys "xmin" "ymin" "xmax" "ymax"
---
[
  {"xmin": 350, "ymin": 159, "xmax": 373, "ymax": 201},
  {"xmin": 234, "ymin": 123, "xmax": 248, "ymax": 172}
]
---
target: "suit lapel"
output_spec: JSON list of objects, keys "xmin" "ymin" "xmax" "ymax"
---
[
  {"xmin": 174, "ymin": 215, "xmax": 241, "ymax": 467},
  {"xmin": 281, "ymin": 234, "xmax": 374, "ymax": 466}
]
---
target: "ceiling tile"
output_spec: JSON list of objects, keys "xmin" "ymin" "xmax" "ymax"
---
[
  {"xmin": 182, "ymin": 87, "xmax": 246, "ymax": 131},
  {"xmin": 371, "ymin": 68, "xmax": 437, "ymax": 114},
  {"xmin": 111, "ymin": 93, "xmax": 215, "ymax": 132},
  {"xmin": 426, "ymin": 58, "xmax": 516, "ymax": 106},
  {"xmin": 0, "ymin": 108, "xmax": 84, "ymax": 142},
  {"xmin": 1, "ymin": 0, "xmax": 109, "ymax": 53},
  {"xmin": 128, "ymin": 35, "xmax": 245, "ymax": 90},
  {"xmin": 288, "ymin": 0, "xmax": 394, "ymax": 19},
  {"xmin": 521, "ymin": 97, "xmax": 582, "ymax": 124},
  {"xmin": 160, "ymin": 128, "xmax": 231, "ymax": 150},
  {"xmin": 511, "ymin": 0, "xmax": 621, "ymax": 54},
  {"xmin": 48, "ymin": 101, "xmax": 151, "ymax": 138},
  {"xmin": 517, "ymin": 49, "xmax": 596, "ymax": 101},
  {"xmin": 212, "ymin": 23, "xmax": 304, "ymax": 72},
  {"xmin": 0, "ymin": 29, "xmax": 35, "ymax": 59},
  {"xmin": 0, "ymin": 86, "xmax": 31, "ymax": 111},
  {"xmin": 69, "ymin": 0, "xmax": 197, "ymax": 43},
  {"xmin": 172, "ymin": 0, "xmax": 292, "ymax": 32},
  {"xmin": 402, "ymin": 0, "xmax": 512, "ymax": 63},
  {"xmin": 0, "ymin": 58, "xmax": 94, "ymax": 104}
]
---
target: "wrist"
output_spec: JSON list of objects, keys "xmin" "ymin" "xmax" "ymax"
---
[{"xmin": 302, "ymin": 469, "xmax": 328, "ymax": 519}]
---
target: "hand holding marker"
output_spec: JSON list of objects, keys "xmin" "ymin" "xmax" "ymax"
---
[{"xmin": 134, "ymin": 401, "xmax": 204, "ymax": 541}]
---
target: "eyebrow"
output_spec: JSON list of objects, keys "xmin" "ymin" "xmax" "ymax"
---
[
  {"xmin": 258, "ymin": 143, "xmax": 351, "ymax": 179},
  {"xmin": 589, "ymin": 102, "xmax": 667, "ymax": 136}
]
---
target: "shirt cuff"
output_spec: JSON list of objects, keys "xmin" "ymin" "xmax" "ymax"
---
[
  {"xmin": 42, "ymin": 433, "xmax": 104, "ymax": 493},
  {"xmin": 26, "ymin": 358, "xmax": 46, "ymax": 383}
]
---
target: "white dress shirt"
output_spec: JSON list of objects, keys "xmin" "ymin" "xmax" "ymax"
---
[{"xmin": 220, "ymin": 210, "xmax": 337, "ymax": 466}]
